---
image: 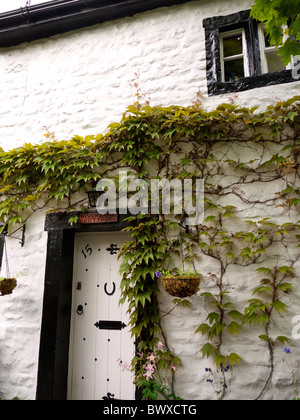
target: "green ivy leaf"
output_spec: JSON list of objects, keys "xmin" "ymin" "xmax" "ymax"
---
[
  {"xmin": 207, "ymin": 312, "xmax": 220, "ymax": 324},
  {"xmin": 272, "ymin": 300, "xmax": 288, "ymax": 314},
  {"xmin": 227, "ymin": 321, "xmax": 242, "ymax": 336},
  {"xmin": 226, "ymin": 352, "xmax": 242, "ymax": 366},
  {"xmin": 256, "ymin": 267, "xmax": 271, "ymax": 274},
  {"xmin": 228, "ymin": 310, "xmax": 243, "ymax": 321},
  {"xmin": 214, "ymin": 354, "xmax": 226, "ymax": 367},
  {"xmin": 68, "ymin": 215, "xmax": 78, "ymax": 226},
  {"xmin": 278, "ymin": 282, "xmax": 293, "ymax": 292},
  {"xmin": 259, "ymin": 334, "xmax": 270, "ymax": 342},
  {"xmin": 278, "ymin": 266, "xmax": 294, "ymax": 274},
  {"xmin": 253, "ymin": 286, "xmax": 273, "ymax": 295},
  {"xmin": 195, "ymin": 323, "xmax": 210, "ymax": 336},
  {"xmin": 201, "ymin": 343, "xmax": 215, "ymax": 358},
  {"xmin": 276, "ymin": 336, "xmax": 291, "ymax": 344}
]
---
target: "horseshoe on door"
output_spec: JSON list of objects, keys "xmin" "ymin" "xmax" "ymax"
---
[{"xmin": 104, "ymin": 282, "xmax": 116, "ymax": 296}]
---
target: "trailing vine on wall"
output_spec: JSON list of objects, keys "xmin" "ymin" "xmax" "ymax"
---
[{"xmin": 0, "ymin": 95, "xmax": 299, "ymax": 399}]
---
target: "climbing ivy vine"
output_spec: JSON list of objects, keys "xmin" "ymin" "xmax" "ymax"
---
[{"xmin": 0, "ymin": 95, "xmax": 299, "ymax": 399}]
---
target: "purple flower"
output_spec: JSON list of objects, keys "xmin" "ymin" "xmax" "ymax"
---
[
  {"xmin": 155, "ymin": 271, "xmax": 161, "ymax": 278},
  {"xmin": 283, "ymin": 347, "xmax": 291, "ymax": 354}
]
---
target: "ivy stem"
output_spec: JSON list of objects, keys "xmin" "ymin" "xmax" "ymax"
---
[
  {"xmin": 217, "ymin": 365, "xmax": 227, "ymax": 400},
  {"xmin": 217, "ymin": 260, "xmax": 227, "ymax": 400},
  {"xmin": 254, "ymin": 323, "xmax": 274, "ymax": 400},
  {"xmin": 157, "ymin": 314, "xmax": 177, "ymax": 396},
  {"xmin": 255, "ymin": 272, "xmax": 277, "ymax": 400}
]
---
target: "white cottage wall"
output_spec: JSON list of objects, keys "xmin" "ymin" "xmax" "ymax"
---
[
  {"xmin": 0, "ymin": 0, "xmax": 298, "ymax": 151},
  {"xmin": 0, "ymin": 0, "xmax": 299, "ymax": 400},
  {"xmin": 0, "ymin": 210, "xmax": 47, "ymax": 400},
  {"xmin": 157, "ymin": 140, "xmax": 300, "ymax": 400}
]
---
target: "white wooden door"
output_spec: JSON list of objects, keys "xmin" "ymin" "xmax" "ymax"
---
[{"xmin": 68, "ymin": 232, "xmax": 135, "ymax": 400}]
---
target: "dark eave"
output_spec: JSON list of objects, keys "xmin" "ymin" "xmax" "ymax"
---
[{"xmin": 0, "ymin": 0, "xmax": 192, "ymax": 47}]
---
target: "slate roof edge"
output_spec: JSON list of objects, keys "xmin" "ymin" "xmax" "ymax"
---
[{"xmin": 0, "ymin": 0, "xmax": 193, "ymax": 47}]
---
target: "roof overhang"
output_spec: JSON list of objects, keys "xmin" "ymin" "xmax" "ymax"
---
[{"xmin": 0, "ymin": 0, "xmax": 192, "ymax": 47}]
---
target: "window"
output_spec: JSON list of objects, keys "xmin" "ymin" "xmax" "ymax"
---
[
  {"xmin": 258, "ymin": 24, "xmax": 290, "ymax": 74},
  {"xmin": 220, "ymin": 30, "xmax": 249, "ymax": 82},
  {"xmin": 203, "ymin": 10, "xmax": 297, "ymax": 96}
]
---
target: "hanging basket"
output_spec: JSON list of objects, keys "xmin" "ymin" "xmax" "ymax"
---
[
  {"xmin": 0, "ymin": 278, "xmax": 17, "ymax": 296},
  {"xmin": 0, "ymin": 235, "xmax": 17, "ymax": 296},
  {"xmin": 161, "ymin": 274, "xmax": 201, "ymax": 298}
]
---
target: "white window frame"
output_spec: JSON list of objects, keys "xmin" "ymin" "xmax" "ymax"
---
[
  {"xmin": 220, "ymin": 29, "xmax": 249, "ymax": 82},
  {"xmin": 258, "ymin": 23, "xmax": 293, "ymax": 73}
]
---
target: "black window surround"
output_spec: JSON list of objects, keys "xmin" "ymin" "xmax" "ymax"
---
[{"xmin": 203, "ymin": 10, "xmax": 297, "ymax": 96}]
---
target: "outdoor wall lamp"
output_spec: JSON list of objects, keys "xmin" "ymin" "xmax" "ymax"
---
[{"xmin": 86, "ymin": 190, "xmax": 104, "ymax": 208}]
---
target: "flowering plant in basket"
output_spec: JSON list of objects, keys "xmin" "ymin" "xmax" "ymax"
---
[
  {"xmin": 0, "ymin": 276, "xmax": 17, "ymax": 296},
  {"xmin": 155, "ymin": 269, "xmax": 201, "ymax": 298}
]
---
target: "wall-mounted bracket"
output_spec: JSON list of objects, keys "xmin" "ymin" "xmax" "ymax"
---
[
  {"xmin": 179, "ymin": 212, "xmax": 190, "ymax": 233},
  {"xmin": 4, "ymin": 225, "xmax": 26, "ymax": 247}
]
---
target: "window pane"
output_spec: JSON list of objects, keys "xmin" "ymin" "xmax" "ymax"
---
[
  {"xmin": 224, "ymin": 58, "xmax": 244, "ymax": 81},
  {"xmin": 223, "ymin": 35, "xmax": 243, "ymax": 57},
  {"xmin": 266, "ymin": 51, "xmax": 286, "ymax": 73},
  {"xmin": 264, "ymin": 33, "xmax": 272, "ymax": 48}
]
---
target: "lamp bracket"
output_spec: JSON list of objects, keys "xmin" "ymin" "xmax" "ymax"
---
[{"xmin": 4, "ymin": 225, "xmax": 26, "ymax": 247}]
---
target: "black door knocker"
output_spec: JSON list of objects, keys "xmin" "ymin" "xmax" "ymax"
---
[{"xmin": 104, "ymin": 282, "xmax": 116, "ymax": 296}]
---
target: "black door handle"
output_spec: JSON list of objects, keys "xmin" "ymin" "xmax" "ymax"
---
[{"xmin": 76, "ymin": 304, "xmax": 84, "ymax": 315}]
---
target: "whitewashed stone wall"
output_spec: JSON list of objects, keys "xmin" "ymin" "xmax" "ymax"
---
[
  {"xmin": 0, "ymin": 211, "xmax": 47, "ymax": 400},
  {"xmin": 0, "ymin": 0, "xmax": 298, "ymax": 151},
  {"xmin": 0, "ymin": 0, "xmax": 299, "ymax": 400},
  {"xmin": 158, "ymin": 169, "xmax": 300, "ymax": 401}
]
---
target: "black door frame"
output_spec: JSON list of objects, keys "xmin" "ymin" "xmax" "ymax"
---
[
  {"xmin": 0, "ymin": 233, "xmax": 4, "ymax": 273},
  {"xmin": 36, "ymin": 211, "xmax": 130, "ymax": 400}
]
